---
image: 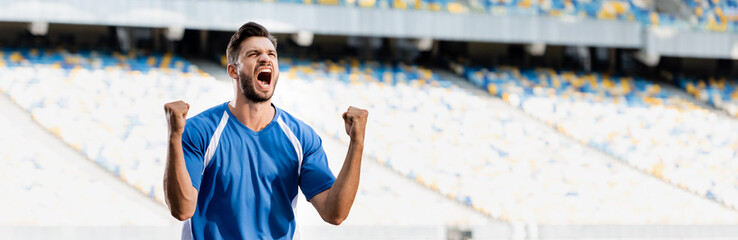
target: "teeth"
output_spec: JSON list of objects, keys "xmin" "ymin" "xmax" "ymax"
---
[{"xmin": 260, "ymin": 69, "xmax": 271, "ymax": 73}]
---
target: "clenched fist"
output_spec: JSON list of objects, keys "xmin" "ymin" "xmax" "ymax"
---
[
  {"xmin": 342, "ymin": 106, "xmax": 368, "ymax": 142},
  {"xmin": 164, "ymin": 100, "xmax": 190, "ymax": 136}
]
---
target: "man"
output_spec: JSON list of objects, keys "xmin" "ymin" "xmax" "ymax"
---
[{"xmin": 163, "ymin": 22, "xmax": 368, "ymax": 239}]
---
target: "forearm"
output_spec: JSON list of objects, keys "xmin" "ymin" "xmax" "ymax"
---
[
  {"xmin": 163, "ymin": 134, "xmax": 198, "ymax": 220},
  {"xmin": 313, "ymin": 106, "xmax": 368, "ymax": 225},
  {"xmin": 325, "ymin": 138, "xmax": 364, "ymax": 222}
]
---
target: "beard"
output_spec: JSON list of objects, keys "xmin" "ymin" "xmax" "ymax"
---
[{"xmin": 238, "ymin": 70, "xmax": 276, "ymax": 103}]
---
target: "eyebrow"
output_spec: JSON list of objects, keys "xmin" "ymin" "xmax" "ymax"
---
[{"xmin": 244, "ymin": 49, "xmax": 277, "ymax": 55}]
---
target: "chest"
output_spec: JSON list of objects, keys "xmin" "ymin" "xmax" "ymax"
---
[{"xmin": 208, "ymin": 126, "xmax": 300, "ymax": 188}]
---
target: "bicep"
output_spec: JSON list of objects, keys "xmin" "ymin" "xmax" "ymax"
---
[
  {"xmin": 182, "ymin": 124, "xmax": 206, "ymax": 190},
  {"xmin": 297, "ymin": 126, "xmax": 337, "ymax": 212},
  {"xmin": 298, "ymin": 141, "xmax": 335, "ymax": 200}
]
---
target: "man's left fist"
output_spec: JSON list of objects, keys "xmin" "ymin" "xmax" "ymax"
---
[{"xmin": 342, "ymin": 106, "xmax": 368, "ymax": 142}]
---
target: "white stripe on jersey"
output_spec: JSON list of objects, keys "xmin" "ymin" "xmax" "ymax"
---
[{"xmin": 203, "ymin": 112, "xmax": 229, "ymax": 173}]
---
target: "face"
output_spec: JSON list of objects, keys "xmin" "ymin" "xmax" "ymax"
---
[{"xmin": 230, "ymin": 37, "xmax": 279, "ymax": 103}]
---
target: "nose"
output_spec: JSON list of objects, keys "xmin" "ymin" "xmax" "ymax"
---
[{"xmin": 257, "ymin": 53, "xmax": 270, "ymax": 65}]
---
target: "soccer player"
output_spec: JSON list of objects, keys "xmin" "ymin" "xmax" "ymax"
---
[{"xmin": 163, "ymin": 22, "xmax": 368, "ymax": 239}]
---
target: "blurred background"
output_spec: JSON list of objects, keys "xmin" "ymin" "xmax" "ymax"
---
[{"xmin": 1, "ymin": 0, "xmax": 738, "ymax": 239}]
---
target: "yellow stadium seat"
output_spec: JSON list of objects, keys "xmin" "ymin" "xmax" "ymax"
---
[
  {"xmin": 707, "ymin": 14, "xmax": 728, "ymax": 31},
  {"xmin": 717, "ymin": 78, "xmax": 726, "ymax": 89},
  {"xmin": 318, "ymin": 0, "xmax": 340, "ymax": 5},
  {"xmin": 488, "ymin": 84, "xmax": 498, "ymax": 95},
  {"xmin": 382, "ymin": 72, "xmax": 393, "ymax": 84},
  {"xmin": 552, "ymin": 76, "xmax": 561, "ymax": 88},
  {"xmin": 685, "ymin": 83, "xmax": 696, "ymax": 95},
  {"xmin": 649, "ymin": 85, "xmax": 661, "ymax": 94},
  {"xmin": 429, "ymin": 3, "xmax": 443, "ymax": 11},
  {"xmin": 447, "ymin": 2, "xmax": 467, "ymax": 13},
  {"xmin": 288, "ymin": 69, "xmax": 297, "ymax": 79},
  {"xmin": 650, "ymin": 12, "xmax": 659, "ymax": 26},
  {"xmin": 615, "ymin": 2, "xmax": 629, "ymax": 14},
  {"xmin": 518, "ymin": 0, "xmax": 531, "ymax": 8},
  {"xmin": 9, "ymin": 52, "xmax": 22, "ymax": 63},
  {"xmin": 565, "ymin": 0, "xmax": 573, "ymax": 9},
  {"xmin": 621, "ymin": 79, "xmax": 631, "ymax": 93},
  {"xmin": 586, "ymin": 75, "xmax": 597, "ymax": 88},
  {"xmin": 359, "ymin": 0, "xmax": 376, "ymax": 8},
  {"xmin": 394, "ymin": 0, "xmax": 408, "ymax": 9},
  {"xmin": 597, "ymin": 4, "xmax": 617, "ymax": 19},
  {"xmin": 147, "ymin": 56, "xmax": 156, "ymax": 66},
  {"xmin": 160, "ymin": 54, "xmax": 172, "ymax": 69}
]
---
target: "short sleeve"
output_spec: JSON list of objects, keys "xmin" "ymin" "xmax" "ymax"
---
[
  {"xmin": 181, "ymin": 121, "xmax": 206, "ymax": 191},
  {"xmin": 299, "ymin": 129, "xmax": 336, "ymax": 201}
]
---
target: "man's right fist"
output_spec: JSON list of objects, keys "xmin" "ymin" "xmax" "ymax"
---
[{"xmin": 164, "ymin": 100, "xmax": 190, "ymax": 136}]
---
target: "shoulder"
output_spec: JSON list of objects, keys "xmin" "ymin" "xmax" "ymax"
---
[
  {"xmin": 276, "ymin": 107, "xmax": 321, "ymax": 143},
  {"xmin": 183, "ymin": 102, "xmax": 229, "ymax": 146}
]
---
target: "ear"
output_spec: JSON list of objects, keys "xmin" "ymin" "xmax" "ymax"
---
[{"xmin": 227, "ymin": 63, "xmax": 239, "ymax": 80}]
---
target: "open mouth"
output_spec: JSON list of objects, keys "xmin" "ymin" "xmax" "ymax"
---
[{"xmin": 256, "ymin": 68, "xmax": 272, "ymax": 89}]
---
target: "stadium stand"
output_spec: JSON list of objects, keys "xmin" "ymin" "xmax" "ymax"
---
[
  {"xmin": 0, "ymin": 48, "xmax": 225, "ymax": 204},
  {"xmin": 0, "ymin": 91, "xmax": 172, "ymax": 226},
  {"xmin": 4, "ymin": 46, "xmax": 738, "ymax": 226},
  {"xmin": 677, "ymin": 75, "xmax": 738, "ymax": 117},
  {"xmin": 274, "ymin": 57, "xmax": 738, "ymax": 224},
  {"xmin": 458, "ymin": 63, "xmax": 738, "ymax": 213},
  {"xmin": 682, "ymin": 0, "xmax": 738, "ymax": 31}
]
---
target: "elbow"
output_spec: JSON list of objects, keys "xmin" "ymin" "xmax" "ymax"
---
[
  {"xmin": 166, "ymin": 195, "xmax": 196, "ymax": 221},
  {"xmin": 163, "ymin": 183, "xmax": 198, "ymax": 221},
  {"xmin": 170, "ymin": 208, "xmax": 194, "ymax": 221},
  {"xmin": 323, "ymin": 214, "xmax": 347, "ymax": 226},
  {"xmin": 325, "ymin": 217, "xmax": 345, "ymax": 226}
]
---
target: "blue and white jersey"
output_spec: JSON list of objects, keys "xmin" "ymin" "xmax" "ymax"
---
[{"xmin": 180, "ymin": 102, "xmax": 336, "ymax": 240}]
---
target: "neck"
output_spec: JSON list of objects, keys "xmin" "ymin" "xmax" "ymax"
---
[{"xmin": 228, "ymin": 96, "xmax": 275, "ymax": 132}]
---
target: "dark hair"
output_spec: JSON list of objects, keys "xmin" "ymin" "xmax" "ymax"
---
[{"xmin": 226, "ymin": 22, "xmax": 277, "ymax": 66}]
